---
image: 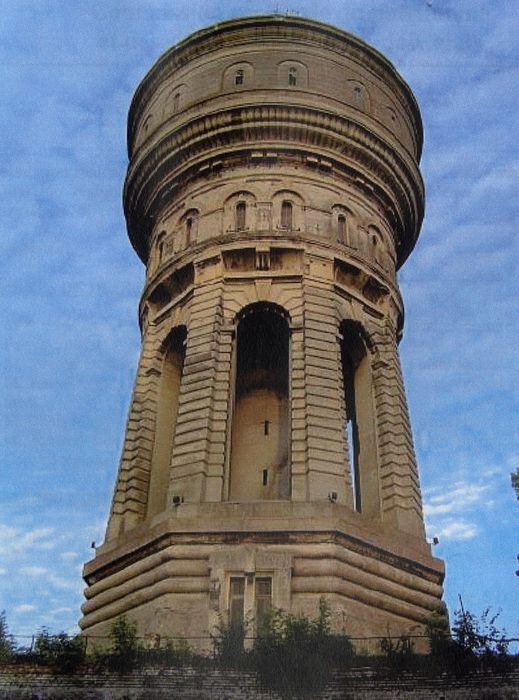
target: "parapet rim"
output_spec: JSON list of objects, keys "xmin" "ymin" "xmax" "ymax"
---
[{"xmin": 127, "ymin": 13, "xmax": 423, "ymax": 158}]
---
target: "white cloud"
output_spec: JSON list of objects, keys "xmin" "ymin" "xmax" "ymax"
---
[
  {"xmin": 20, "ymin": 566, "xmax": 47, "ymax": 577},
  {"xmin": 0, "ymin": 525, "xmax": 55, "ymax": 558},
  {"xmin": 424, "ymin": 483, "xmax": 489, "ymax": 517},
  {"xmin": 435, "ymin": 520, "xmax": 479, "ymax": 541},
  {"xmin": 14, "ymin": 604, "xmax": 36, "ymax": 614},
  {"xmin": 60, "ymin": 551, "xmax": 78, "ymax": 561}
]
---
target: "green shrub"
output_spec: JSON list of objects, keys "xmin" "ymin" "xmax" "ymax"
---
[
  {"xmin": 425, "ymin": 603, "xmax": 451, "ymax": 659},
  {"xmin": 253, "ymin": 597, "xmax": 354, "ymax": 697},
  {"xmin": 0, "ymin": 611, "xmax": 15, "ymax": 663},
  {"xmin": 211, "ymin": 616, "xmax": 248, "ymax": 667},
  {"xmin": 33, "ymin": 628, "xmax": 85, "ymax": 673},
  {"xmin": 379, "ymin": 631, "xmax": 415, "ymax": 673}
]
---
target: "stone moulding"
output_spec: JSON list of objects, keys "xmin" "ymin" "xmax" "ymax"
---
[{"xmin": 124, "ymin": 104, "xmax": 423, "ymax": 265}]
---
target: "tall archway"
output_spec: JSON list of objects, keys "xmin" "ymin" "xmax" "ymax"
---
[
  {"xmin": 339, "ymin": 320, "xmax": 379, "ymax": 516},
  {"xmin": 147, "ymin": 326, "xmax": 187, "ymax": 518},
  {"xmin": 229, "ymin": 304, "xmax": 290, "ymax": 500}
]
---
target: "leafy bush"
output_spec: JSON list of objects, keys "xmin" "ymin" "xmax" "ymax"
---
[
  {"xmin": 33, "ymin": 628, "xmax": 85, "ymax": 672},
  {"xmin": 211, "ymin": 616, "xmax": 248, "ymax": 667},
  {"xmin": 451, "ymin": 605, "xmax": 510, "ymax": 671},
  {"xmin": 425, "ymin": 603, "xmax": 451, "ymax": 659},
  {"xmin": 379, "ymin": 631, "xmax": 415, "ymax": 673},
  {"xmin": 105, "ymin": 615, "xmax": 141, "ymax": 671},
  {"xmin": 253, "ymin": 597, "xmax": 354, "ymax": 697},
  {"xmin": 0, "ymin": 611, "xmax": 15, "ymax": 663}
]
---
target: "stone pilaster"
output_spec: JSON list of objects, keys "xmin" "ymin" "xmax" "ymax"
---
[
  {"xmin": 303, "ymin": 270, "xmax": 352, "ymax": 505},
  {"xmin": 167, "ymin": 276, "xmax": 224, "ymax": 505},
  {"xmin": 372, "ymin": 321, "xmax": 424, "ymax": 536},
  {"xmin": 105, "ymin": 323, "xmax": 162, "ymax": 539}
]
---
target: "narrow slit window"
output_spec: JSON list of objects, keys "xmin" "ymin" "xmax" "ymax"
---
[
  {"xmin": 338, "ymin": 214, "xmax": 346, "ymax": 243},
  {"xmin": 288, "ymin": 67, "xmax": 297, "ymax": 86},
  {"xmin": 262, "ymin": 469, "xmax": 268, "ymax": 486},
  {"xmin": 264, "ymin": 420, "xmax": 269, "ymax": 435},
  {"xmin": 173, "ymin": 93, "xmax": 180, "ymax": 112},
  {"xmin": 158, "ymin": 239, "xmax": 165, "ymax": 264},
  {"xmin": 281, "ymin": 201, "xmax": 292, "ymax": 229},
  {"xmin": 186, "ymin": 217, "xmax": 193, "ymax": 244},
  {"xmin": 236, "ymin": 201, "xmax": 246, "ymax": 230},
  {"xmin": 235, "ymin": 69, "xmax": 244, "ymax": 86}
]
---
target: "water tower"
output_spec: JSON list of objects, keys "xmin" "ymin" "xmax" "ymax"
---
[{"xmin": 81, "ymin": 15, "xmax": 444, "ymax": 647}]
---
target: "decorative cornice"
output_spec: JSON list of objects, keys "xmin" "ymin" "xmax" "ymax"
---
[
  {"xmin": 127, "ymin": 15, "xmax": 422, "ymax": 158},
  {"xmin": 124, "ymin": 104, "xmax": 423, "ymax": 266}
]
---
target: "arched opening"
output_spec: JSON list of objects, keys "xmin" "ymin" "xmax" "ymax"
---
[
  {"xmin": 236, "ymin": 201, "xmax": 246, "ymax": 230},
  {"xmin": 281, "ymin": 201, "xmax": 293, "ymax": 229},
  {"xmin": 339, "ymin": 321, "xmax": 379, "ymax": 516},
  {"xmin": 229, "ymin": 304, "xmax": 290, "ymax": 501},
  {"xmin": 147, "ymin": 326, "xmax": 187, "ymax": 518}
]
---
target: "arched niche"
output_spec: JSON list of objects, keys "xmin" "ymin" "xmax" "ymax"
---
[
  {"xmin": 332, "ymin": 205, "xmax": 354, "ymax": 245},
  {"xmin": 179, "ymin": 208, "xmax": 199, "ymax": 248},
  {"xmin": 367, "ymin": 224, "xmax": 386, "ymax": 268},
  {"xmin": 162, "ymin": 83, "xmax": 187, "ymax": 117},
  {"xmin": 222, "ymin": 61, "xmax": 255, "ymax": 91},
  {"xmin": 345, "ymin": 80, "xmax": 370, "ymax": 113},
  {"xmin": 223, "ymin": 191, "xmax": 256, "ymax": 232},
  {"xmin": 147, "ymin": 326, "xmax": 187, "ymax": 518},
  {"xmin": 151, "ymin": 230, "xmax": 168, "ymax": 272},
  {"xmin": 272, "ymin": 190, "xmax": 304, "ymax": 232},
  {"xmin": 229, "ymin": 303, "xmax": 290, "ymax": 501},
  {"xmin": 277, "ymin": 60, "xmax": 309, "ymax": 88},
  {"xmin": 339, "ymin": 320, "xmax": 380, "ymax": 517}
]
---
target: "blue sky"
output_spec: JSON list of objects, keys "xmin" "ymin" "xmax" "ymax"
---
[{"xmin": 0, "ymin": 0, "xmax": 517, "ymax": 645}]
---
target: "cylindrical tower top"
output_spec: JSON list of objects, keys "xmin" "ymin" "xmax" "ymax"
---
[{"xmin": 123, "ymin": 14, "xmax": 424, "ymax": 267}]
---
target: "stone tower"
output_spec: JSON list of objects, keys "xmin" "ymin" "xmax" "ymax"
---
[{"xmin": 81, "ymin": 15, "xmax": 444, "ymax": 647}]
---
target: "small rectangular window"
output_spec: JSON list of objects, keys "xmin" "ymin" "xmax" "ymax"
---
[
  {"xmin": 262, "ymin": 468, "xmax": 268, "ymax": 486},
  {"xmin": 229, "ymin": 577, "xmax": 245, "ymax": 628},
  {"xmin": 236, "ymin": 201, "xmax": 246, "ymax": 230},
  {"xmin": 235, "ymin": 69, "xmax": 244, "ymax": 86},
  {"xmin": 264, "ymin": 420, "xmax": 269, "ymax": 435},
  {"xmin": 255, "ymin": 577, "xmax": 272, "ymax": 626},
  {"xmin": 281, "ymin": 201, "xmax": 293, "ymax": 229}
]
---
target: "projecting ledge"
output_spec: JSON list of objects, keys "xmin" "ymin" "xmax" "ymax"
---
[{"xmin": 85, "ymin": 501, "xmax": 443, "ymax": 585}]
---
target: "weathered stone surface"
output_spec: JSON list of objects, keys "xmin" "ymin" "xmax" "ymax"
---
[{"xmin": 82, "ymin": 14, "xmax": 444, "ymax": 648}]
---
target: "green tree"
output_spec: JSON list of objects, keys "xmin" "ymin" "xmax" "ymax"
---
[
  {"xmin": 107, "ymin": 615, "xmax": 140, "ymax": 671},
  {"xmin": 511, "ymin": 468, "xmax": 519, "ymax": 500},
  {"xmin": 0, "ymin": 611, "xmax": 14, "ymax": 662},
  {"xmin": 33, "ymin": 628, "xmax": 84, "ymax": 672},
  {"xmin": 425, "ymin": 603, "xmax": 451, "ymax": 658}
]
